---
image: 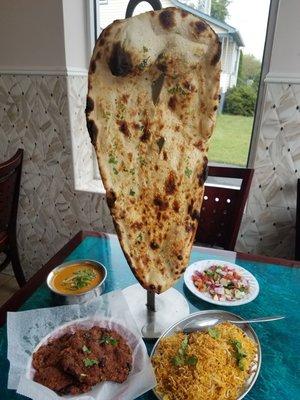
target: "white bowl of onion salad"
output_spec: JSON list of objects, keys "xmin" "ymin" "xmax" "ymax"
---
[{"xmin": 184, "ymin": 260, "xmax": 259, "ymax": 306}]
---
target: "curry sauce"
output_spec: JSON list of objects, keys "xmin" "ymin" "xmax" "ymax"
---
[{"xmin": 51, "ymin": 263, "xmax": 102, "ymax": 295}]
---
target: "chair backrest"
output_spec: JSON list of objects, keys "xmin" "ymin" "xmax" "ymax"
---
[
  {"xmin": 0, "ymin": 149, "xmax": 23, "ymax": 234},
  {"xmin": 296, "ymin": 179, "xmax": 300, "ymax": 260},
  {"xmin": 195, "ymin": 166, "xmax": 254, "ymax": 251}
]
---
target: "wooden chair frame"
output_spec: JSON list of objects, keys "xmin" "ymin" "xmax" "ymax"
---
[
  {"xmin": 0, "ymin": 149, "xmax": 26, "ymax": 286},
  {"xmin": 195, "ymin": 166, "xmax": 254, "ymax": 251}
]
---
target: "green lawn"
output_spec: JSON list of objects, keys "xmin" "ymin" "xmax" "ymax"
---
[{"xmin": 208, "ymin": 114, "xmax": 254, "ymax": 166}]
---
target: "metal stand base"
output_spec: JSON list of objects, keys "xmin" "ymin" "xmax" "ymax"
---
[{"xmin": 122, "ymin": 284, "xmax": 190, "ymax": 339}]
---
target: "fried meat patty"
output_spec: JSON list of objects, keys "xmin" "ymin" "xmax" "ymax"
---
[{"xmin": 33, "ymin": 327, "xmax": 132, "ymax": 395}]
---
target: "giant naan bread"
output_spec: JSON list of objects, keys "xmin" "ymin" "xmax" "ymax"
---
[{"xmin": 86, "ymin": 7, "xmax": 221, "ymax": 293}]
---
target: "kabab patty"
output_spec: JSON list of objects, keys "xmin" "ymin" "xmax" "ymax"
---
[{"xmin": 32, "ymin": 326, "xmax": 132, "ymax": 395}]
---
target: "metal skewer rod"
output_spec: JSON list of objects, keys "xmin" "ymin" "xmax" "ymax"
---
[{"xmin": 146, "ymin": 290, "xmax": 156, "ymax": 312}]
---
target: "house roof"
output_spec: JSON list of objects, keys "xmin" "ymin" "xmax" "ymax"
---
[{"xmin": 170, "ymin": 0, "xmax": 244, "ymax": 47}]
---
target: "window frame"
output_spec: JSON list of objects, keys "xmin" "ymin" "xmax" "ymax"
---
[{"xmin": 247, "ymin": 0, "xmax": 280, "ymax": 167}]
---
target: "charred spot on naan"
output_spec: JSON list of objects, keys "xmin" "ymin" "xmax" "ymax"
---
[
  {"xmin": 165, "ymin": 171, "xmax": 176, "ymax": 195},
  {"xmin": 180, "ymin": 10, "xmax": 188, "ymax": 18},
  {"xmin": 194, "ymin": 140, "xmax": 205, "ymax": 152},
  {"xmin": 159, "ymin": 9, "xmax": 176, "ymax": 30},
  {"xmin": 106, "ymin": 190, "xmax": 117, "ymax": 208},
  {"xmin": 150, "ymin": 241, "xmax": 159, "ymax": 250},
  {"xmin": 156, "ymin": 53, "xmax": 167, "ymax": 74},
  {"xmin": 86, "ymin": 119, "xmax": 98, "ymax": 146},
  {"xmin": 85, "ymin": 96, "xmax": 94, "ymax": 117},
  {"xmin": 188, "ymin": 201, "xmax": 201, "ymax": 220},
  {"xmin": 182, "ymin": 80, "xmax": 196, "ymax": 92},
  {"xmin": 140, "ymin": 124, "xmax": 151, "ymax": 142},
  {"xmin": 211, "ymin": 40, "xmax": 222, "ymax": 66},
  {"xmin": 197, "ymin": 156, "xmax": 209, "ymax": 186},
  {"xmin": 89, "ymin": 59, "xmax": 97, "ymax": 74},
  {"xmin": 131, "ymin": 221, "xmax": 143, "ymax": 230},
  {"xmin": 173, "ymin": 200, "xmax": 180, "ymax": 213},
  {"xmin": 108, "ymin": 42, "xmax": 133, "ymax": 76},
  {"xmin": 185, "ymin": 221, "xmax": 196, "ymax": 233},
  {"xmin": 153, "ymin": 195, "xmax": 168, "ymax": 211},
  {"xmin": 117, "ymin": 120, "xmax": 130, "ymax": 137},
  {"xmin": 191, "ymin": 209, "xmax": 201, "ymax": 220},
  {"xmin": 194, "ymin": 20, "xmax": 207, "ymax": 34},
  {"xmin": 168, "ymin": 96, "xmax": 177, "ymax": 111}
]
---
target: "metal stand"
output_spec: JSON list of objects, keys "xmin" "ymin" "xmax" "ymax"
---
[
  {"xmin": 122, "ymin": 284, "xmax": 189, "ymax": 339},
  {"xmin": 146, "ymin": 290, "xmax": 156, "ymax": 312}
]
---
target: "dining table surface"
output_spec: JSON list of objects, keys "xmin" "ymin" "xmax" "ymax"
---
[{"xmin": 0, "ymin": 230, "xmax": 299, "ymax": 400}]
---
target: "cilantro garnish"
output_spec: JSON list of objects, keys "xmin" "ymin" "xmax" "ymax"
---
[
  {"xmin": 129, "ymin": 168, "xmax": 135, "ymax": 175},
  {"xmin": 138, "ymin": 156, "xmax": 147, "ymax": 166},
  {"xmin": 102, "ymin": 111, "xmax": 111, "ymax": 121},
  {"xmin": 143, "ymin": 46, "xmax": 149, "ymax": 52},
  {"xmin": 138, "ymin": 57, "xmax": 150, "ymax": 70},
  {"xmin": 113, "ymin": 167, "xmax": 119, "ymax": 175},
  {"xmin": 108, "ymin": 153, "xmax": 118, "ymax": 164},
  {"xmin": 100, "ymin": 334, "xmax": 118, "ymax": 346},
  {"xmin": 230, "ymin": 339, "xmax": 247, "ymax": 370},
  {"xmin": 136, "ymin": 233, "xmax": 143, "ymax": 244},
  {"xmin": 185, "ymin": 166, "xmax": 192, "ymax": 178},
  {"xmin": 129, "ymin": 188, "xmax": 135, "ymax": 196},
  {"xmin": 186, "ymin": 355, "xmax": 198, "ymax": 365},
  {"xmin": 83, "ymin": 358, "xmax": 98, "ymax": 367},
  {"xmin": 167, "ymin": 84, "xmax": 188, "ymax": 96},
  {"xmin": 171, "ymin": 335, "xmax": 198, "ymax": 367},
  {"xmin": 116, "ymin": 103, "xmax": 126, "ymax": 119},
  {"xmin": 82, "ymin": 345, "xmax": 91, "ymax": 354},
  {"xmin": 208, "ymin": 328, "xmax": 220, "ymax": 340},
  {"xmin": 62, "ymin": 269, "xmax": 96, "ymax": 290}
]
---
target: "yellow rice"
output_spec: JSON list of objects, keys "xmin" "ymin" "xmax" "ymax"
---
[{"xmin": 152, "ymin": 322, "xmax": 257, "ymax": 400}]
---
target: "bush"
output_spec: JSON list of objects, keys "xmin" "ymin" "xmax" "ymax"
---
[{"xmin": 223, "ymin": 85, "xmax": 257, "ymax": 116}]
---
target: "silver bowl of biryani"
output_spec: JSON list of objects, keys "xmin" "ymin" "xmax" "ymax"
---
[
  {"xmin": 151, "ymin": 310, "xmax": 261, "ymax": 400},
  {"xmin": 47, "ymin": 259, "xmax": 107, "ymax": 305}
]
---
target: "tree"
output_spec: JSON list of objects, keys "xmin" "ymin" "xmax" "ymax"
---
[
  {"xmin": 211, "ymin": 0, "xmax": 231, "ymax": 22},
  {"xmin": 242, "ymin": 54, "xmax": 261, "ymax": 82},
  {"xmin": 239, "ymin": 54, "xmax": 261, "ymax": 91},
  {"xmin": 224, "ymin": 85, "xmax": 257, "ymax": 117}
]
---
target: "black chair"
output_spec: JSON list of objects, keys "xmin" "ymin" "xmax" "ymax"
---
[
  {"xmin": 0, "ymin": 149, "xmax": 26, "ymax": 287},
  {"xmin": 195, "ymin": 166, "xmax": 254, "ymax": 251}
]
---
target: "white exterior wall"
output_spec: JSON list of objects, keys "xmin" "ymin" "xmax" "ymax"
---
[{"xmin": 220, "ymin": 38, "xmax": 239, "ymax": 92}]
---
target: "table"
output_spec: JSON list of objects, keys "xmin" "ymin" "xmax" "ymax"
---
[{"xmin": 0, "ymin": 231, "xmax": 299, "ymax": 399}]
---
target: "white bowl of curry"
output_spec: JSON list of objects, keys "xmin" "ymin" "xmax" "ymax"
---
[{"xmin": 47, "ymin": 260, "xmax": 107, "ymax": 304}]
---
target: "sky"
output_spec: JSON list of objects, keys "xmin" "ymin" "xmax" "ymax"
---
[{"xmin": 226, "ymin": 0, "xmax": 271, "ymax": 60}]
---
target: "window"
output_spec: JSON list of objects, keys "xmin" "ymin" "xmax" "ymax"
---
[{"xmin": 89, "ymin": 0, "xmax": 275, "ymax": 189}]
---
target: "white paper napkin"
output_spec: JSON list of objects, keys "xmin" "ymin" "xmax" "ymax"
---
[{"xmin": 7, "ymin": 290, "xmax": 156, "ymax": 400}]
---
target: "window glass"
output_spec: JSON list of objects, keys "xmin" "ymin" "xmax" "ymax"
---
[{"xmin": 177, "ymin": 0, "xmax": 270, "ymax": 166}]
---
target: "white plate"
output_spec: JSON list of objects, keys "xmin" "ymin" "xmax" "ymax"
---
[{"xmin": 184, "ymin": 259, "xmax": 259, "ymax": 306}]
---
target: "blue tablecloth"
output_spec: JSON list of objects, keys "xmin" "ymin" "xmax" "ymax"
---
[{"xmin": 1, "ymin": 235, "xmax": 299, "ymax": 399}]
